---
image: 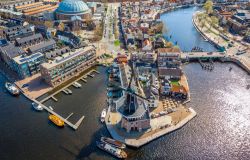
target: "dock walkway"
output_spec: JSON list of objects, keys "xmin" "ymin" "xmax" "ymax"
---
[
  {"xmin": 40, "ymin": 69, "xmax": 98, "ymax": 103},
  {"xmin": 33, "ymin": 99, "xmax": 84, "ymax": 130}
]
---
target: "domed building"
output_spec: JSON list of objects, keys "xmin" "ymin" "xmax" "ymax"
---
[{"xmin": 55, "ymin": 0, "xmax": 91, "ymax": 20}]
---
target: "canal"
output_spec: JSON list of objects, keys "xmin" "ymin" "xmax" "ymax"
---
[
  {"xmin": 0, "ymin": 6, "xmax": 249, "ymax": 160},
  {"xmin": 161, "ymin": 6, "xmax": 217, "ymax": 52}
]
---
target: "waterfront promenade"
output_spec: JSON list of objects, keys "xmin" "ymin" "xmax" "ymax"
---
[
  {"xmin": 14, "ymin": 68, "xmax": 100, "ymax": 130},
  {"xmin": 192, "ymin": 12, "xmax": 250, "ymax": 74},
  {"xmin": 106, "ymin": 107, "xmax": 197, "ymax": 148}
]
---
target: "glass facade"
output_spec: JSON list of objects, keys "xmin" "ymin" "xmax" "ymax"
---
[{"xmin": 40, "ymin": 47, "xmax": 96, "ymax": 87}]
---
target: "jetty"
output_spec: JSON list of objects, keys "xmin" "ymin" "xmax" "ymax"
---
[{"xmin": 33, "ymin": 99, "xmax": 85, "ymax": 130}]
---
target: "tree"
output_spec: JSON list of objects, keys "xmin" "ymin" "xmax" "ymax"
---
[
  {"xmin": 93, "ymin": 24, "xmax": 103, "ymax": 41},
  {"xmin": 58, "ymin": 22, "xmax": 65, "ymax": 31},
  {"xmin": 211, "ymin": 16, "xmax": 219, "ymax": 28},
  {"xmin": 203, "ymin": 0, "xmax": 213, "ymax": 15},
  {"xmin": 154, "ymin": 23, "xmax": 163, "ymax": 34},
  {"xmin": 44, "ymin": 21, "xmax": 53, "ymax": 28},
  {"xmin": 166, "ymin": 41, "xmax": 173, "ymax": 48},
  {"xmin": 162, "ymin": 22, "xmax": 168, "ymax": 34}
]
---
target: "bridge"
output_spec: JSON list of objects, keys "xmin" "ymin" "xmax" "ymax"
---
[
  {"xmin": 180, "ymin": 51, "xmax": 250, "ymax": 74},
  {"xmin": 181, "ymin": 52, "xmax": 226, "ymax": 61}
]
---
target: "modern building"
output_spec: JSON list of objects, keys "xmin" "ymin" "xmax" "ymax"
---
[
  {"xmin": 27, "ymin": 39, "xmax": 56, "ymax": 54},
  {"xmin": 14, "ymin": 2, "xmax": 58, "ymax": 16},
  {"xmin": 157, "ymin": 48, "xmax": 181, "ymax": 68},
  {"xmin": 12, "ymin": 52, "xmax": 45, "ymax": 79},
  {"xmin": 45, "ymin": 47, "xmax": 70, "ymax": 59},
  {"xmin": 0, "ymin": 9, "xmax": 23, "ymax": 19},
  {"xmin": 0, "ymin": 40, "xmax": 25, "ymax": 69},
  {"xmin": 56, "ymin": 30, "xmax": 81, "ymax": 48},
  {"xmin": 40, "ymin": 46, "xmax": 96, "ymax": 87},
  {"xmin": 15, "ymin": 33, "xmax": 44, "ymax": 47},
  {"xmin": 2, "ymin": 25, "xmax": 34, "ymax": 41}
]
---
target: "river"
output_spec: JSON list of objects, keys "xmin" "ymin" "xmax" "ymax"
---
[
  {"xmin": 0, "ymin": 6, "xmax": 249, "ymax": 160},
  {"xmin": 160, "ymin": 6, "xmax": 217, "ymax": 52}
]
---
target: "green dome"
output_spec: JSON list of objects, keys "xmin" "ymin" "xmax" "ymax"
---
[{"xmin": 56, "ymin": 0, "xmax": 90, "ymax": 15}]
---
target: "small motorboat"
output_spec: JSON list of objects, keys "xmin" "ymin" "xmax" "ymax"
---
[
  {"xmin": 5, "ymin": 82, "xmax": 20, "ymax": 96},
  {"xmin": 101, "ymin": 137, "xmax": 126, "ymax": 149},
  {"xmin": 32, "ymin": 102, "xmax": 43, "ymax": 111},
  {"xmin": 229, "ymin": 67, "xmax": 232, "ymax": 71},
  {"xmin": 49, "ymin": 114, "xmax": 64, "ymax": 127},
  {"xmin": 101, "ymin": 109, "xmax": 106, "ymax": 123},
  {"xmin": 73, "ymin": 82, "xmax": 81, "ymax": 88}
]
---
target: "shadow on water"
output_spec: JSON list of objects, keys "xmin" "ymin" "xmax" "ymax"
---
[{"xmin": 75, "ymin": 127, "xmax": 111, "ymax": 160}]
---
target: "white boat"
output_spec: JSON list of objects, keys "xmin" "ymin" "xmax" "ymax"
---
[
  {"xmin": 32, "ymin": 102, "xmax": 43, "ymax": 111},
  {"xmin": 73, "ymin": 82, "xmax": 81, "ymax": 88},
  {"xmin": 96, "ymin": 141, "xmax": 127, "ymax": 159},
  {"xmin": 5, "ymin": 82, "xmax": 20, "ymax": 96},
  {"xmin": 101, "ymin": 137, "xmax": 126, "ymax": 149},
  {"xmin": 101, "ymin": 109, "xmax": 106, "ymax": 123}
]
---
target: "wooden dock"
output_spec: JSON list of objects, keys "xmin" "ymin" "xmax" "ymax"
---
[
  {"xmin": 39, "ymin": 69, "xmax": 97, "ymax": 103},
  {"xmin": 93, "ymin": 70, "xmax": 100, "ymax": 74},
  {"xmin": 80, "ymin": 78, "xmax": 87, "ymax": 83},
  {"xmin": 33, "ymin": 99, "xmax": 84, "ymax": 130}
]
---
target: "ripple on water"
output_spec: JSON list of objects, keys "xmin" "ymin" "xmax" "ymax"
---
[{"xmin": 133, "ymin": 63, "xmax": 250, "ymax": 160}]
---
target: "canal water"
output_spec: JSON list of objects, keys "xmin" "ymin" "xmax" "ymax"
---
[
  {"xmin": 161, "ymin": 6, "xmax": 217, "ymax": 52},
  {"xmin": 0, "ymin": 6, "xmax": 249, "ymax": 160}
]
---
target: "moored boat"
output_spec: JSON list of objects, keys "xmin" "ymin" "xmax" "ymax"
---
[
  {"xmin": 100, "ymin": 109, "xmax": 106, "ymax": 123},
  {"xmin": 96, "ymin": 141, "xmax": 127, "ymax": 159},
  {"xmin": 101, "ymin": 137, "xmax": 126, "ymax": 149},
  {"xmin": 5, "ymin": 82, "xmax": 20, "ymax": 96},
  {"xmin": 32, "ymin": 102, "xmax": 43, "ymax": 111},
  {"xmin": 49, "ymin": 114, "xmax": 64, "ymax": 127}
]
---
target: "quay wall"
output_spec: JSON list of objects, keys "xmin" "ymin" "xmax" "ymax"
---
[
  {"xmin": 221, "ymin": 57, "xmax": 250, "ymax": 74},
  {"xmin": 106, "ymin": 107, "xmax": 197, "ymax": 148},
  {"xmin": 192, "ymin": 12, "xmax": 250, "ymax": 75},
  {"xmin": 192, "ymin": 12, "xmax": 223, "ymax": 49}
]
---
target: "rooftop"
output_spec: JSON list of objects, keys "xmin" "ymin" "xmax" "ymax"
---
[
  {"xmin": 41, "ymin": 46, "xmax": 94, "ymax": 69},
  {"xmin": 13, "ymin": 52, "xmax": 44, "ymax": 64},
  {"xmin": 0, "ymin": 42, "xmax": 25, "ymax": 58},
  {"xmin": 16, "ymin": 33, "xmax": 43, "ymax": 45},
  {"xmin": 28, "ymin": 39, "xmax": 56, "ymax": 53},
  {"xmin": 56, "ymin": 0, "xmax": 90, "ymax": 15}
]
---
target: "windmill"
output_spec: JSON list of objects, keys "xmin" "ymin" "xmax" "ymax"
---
[{"xmin": 109, "ymin": 62, "xmax": 149, "ymax": 114}]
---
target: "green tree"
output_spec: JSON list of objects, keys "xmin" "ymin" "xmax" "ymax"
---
[
  {"xmin": 166, "ymin": 41, "xmax": 173, "ymax": 48},
  {"xmin": 203, "ymin": 0, "xmax": 213, "ymax": 15},
  {"xmin": 162, "ymin": 22, "xmax": 168, "ymax": 34},
  {"xmin": 211, "ymin": 16, "xmax": 219, "ymax": 28}
]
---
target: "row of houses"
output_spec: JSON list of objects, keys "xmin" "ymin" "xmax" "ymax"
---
[
  {"xmin": 119, "ymin": 1, "xmax": 166, "ymax": 52},
  {"xmin": 131, "ymin": 46, "xmax": 187, "ymax": 99},
  {"xmin": 214, "ymin": 3, "xmax": 250, "ymax": 37},
  {"xmin": 0, "ymin": 21, "xmax": 97, "ymax": 87}
]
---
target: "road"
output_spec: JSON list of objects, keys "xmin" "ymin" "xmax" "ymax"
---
[{"xmin": 95, "ymin": 3, "xmax": 126, "ymax": 58}]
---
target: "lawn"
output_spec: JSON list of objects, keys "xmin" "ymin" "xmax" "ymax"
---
[
  {"xmin": 114, "ymin": 40, "xmax": 120, "ymax": 47},
  {"xmin": 170, "ymin": 80, "xmax": 180, "ymax": 86}
]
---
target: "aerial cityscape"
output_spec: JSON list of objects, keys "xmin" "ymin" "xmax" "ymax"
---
[{"xmin": 0, "ymin": 0, "xmax": 249, "ymax": 159}]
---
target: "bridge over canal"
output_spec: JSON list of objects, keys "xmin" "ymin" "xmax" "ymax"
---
[{"xmin": 181, "ymin": 52, "xmax": 226, "ymax": 61}]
